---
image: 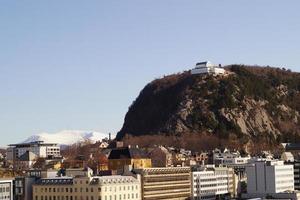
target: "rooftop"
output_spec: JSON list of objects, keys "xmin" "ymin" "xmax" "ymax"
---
[{"xmin": 9, "ymin": 141, "xmax": 58, "ymax": 147}]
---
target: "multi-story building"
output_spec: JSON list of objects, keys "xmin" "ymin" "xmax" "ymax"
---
[
  {"xmin": 33, "ymin": 174, "xmax": 141, "ymax": 200},
  {"xmin": 7, "ymin": 141, "xmax": 60, "ymax": 160},
  {"xmin": 134, "ymin": 167, "xmax": 191, "ymax": 200},
  {"xmin": 108, "ymin": 146, "xmax": 151, "ymax": 170},
  {"xmin": 0, "ymin": 179, "xmax": 14, "ymax": 200},
  {"xmin": 7, "ymin": 141, "xmax": 61, "ymax": 169},
  {"xmin": 191, "ymin": 165, "xmax": 235, "ymax": 200},
  {"xmin": 246, "ymin": 160, "xmax": 294, "ymax": 195}
]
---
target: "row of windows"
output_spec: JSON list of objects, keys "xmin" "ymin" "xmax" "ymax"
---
[
  {"xmin": 36, "ymin": 196, "xmax": 99, "ymax": 200},
  {"xmin": 104, "ymin": 193, "xmax": 138, "ymax": 200},
  {"xmin": 37, "ymin": 185, "xmax": 139, "ymax": 194},
  {"xmin": 104, "ymin": 185, "xmax": 138, "ymax": 192},
  {"xmin": 39, "ymin": 187, "xmax": 100, "ymax": 193},
  {"xmin": 35, "ymin": 194, "xmax": 139, "ymax": 200},
  {"xmin": 0, "ymin": 187, "xmax": 10, "ymax": 193}
]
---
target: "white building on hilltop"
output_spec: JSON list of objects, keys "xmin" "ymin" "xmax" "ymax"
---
[
  {"xmin": 246, "ymin": 160, "xmax": 294, "ymax": 195},
  {"xmin": 191, "ymin": 61, "xmax": 225, "ymax": 75}
]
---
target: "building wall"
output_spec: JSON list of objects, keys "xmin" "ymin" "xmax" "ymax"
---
[
  {"xmin": 293, "ymin": 161, "xmax": 300, "ymax": 190},
  {"xmin": 33, "ymin": 176, "xmax": 141, "ymax": 200},
  {"xmin": 192, "ymin": 171, "xmax": 216, "ymax": 200},
  {"xmin": 246, "ymin": 161, "xmax": 294, "ymax": 195},
  {"xmin": 192, "ymin": 167, "xmax": 234, "ymax": 200},
  {"xmin": 15, "ymin": 177, "xmax": 37, "ymax": 200},
  {"xmin": 108, "ymin": 159, "xmax": 151, "ymax": 171},
  {"xmin": 0, "ymin": 179, "xmax": 13, "ymax": 200},
  {"xmin": 135, "ymin": 167, "xmax": 191, "ymax": 200}
]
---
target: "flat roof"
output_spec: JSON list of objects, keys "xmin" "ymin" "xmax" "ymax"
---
[{"xmin": 9, "ymin": 141, "xmax": 58, "ymax": 147}]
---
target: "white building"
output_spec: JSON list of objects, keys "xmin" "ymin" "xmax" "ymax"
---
[
  {"xmin": 191, "ymin": 61, "xmax": 225, "ymax": 75},
  {"xmin": 99, "ymin": 175, "xmax": 141, "ymax": 200},
  {"xmin": 7, "ymin": 141, "xmax": 61, "ymax": 162},
  {"xmin": 246, "ymin": 160, "xmax": 294, "ymax": 195},
  {"xmin": 192, "ymin": 165, "xmax": 235, "ymax": 200},
  {"xmin": 0, "ymin": 179, "xmax": 14, "ymax": 200}
]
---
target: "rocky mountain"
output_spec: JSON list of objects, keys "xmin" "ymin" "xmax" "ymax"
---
[
  {"xmin": 23, "ymin": 130, "xmax": 110, "ymax": 146},
  {"xmin": 117, "ymin": 65, "xmax": 300, "ymax": 150}
]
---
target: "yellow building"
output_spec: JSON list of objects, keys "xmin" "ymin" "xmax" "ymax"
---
[
  {"xmin": 108, "ymin": 147, "xmax": 151, "ymax": 170},
  {"xmin": 33, "ymin": 174, "xmax": 141, "ymax": 200}
]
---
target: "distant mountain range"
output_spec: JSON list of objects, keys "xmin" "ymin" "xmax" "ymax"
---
[{"xmin": 22, "ymin": 130, "xmax": 110, "ymax": 146}]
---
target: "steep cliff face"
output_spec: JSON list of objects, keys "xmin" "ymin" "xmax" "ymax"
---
[{"xmin": 117, "ymin": 65, "xmax": 300, "ymax": 146}]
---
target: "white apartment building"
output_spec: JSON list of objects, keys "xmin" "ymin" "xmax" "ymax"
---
[
  {"xmin": 7, "ymin": 141, "xmax": 61, "ymax": 161},
  {"xmin": 246, "ymin": 160, "xmax": 294, "ymax": 195},
  {"xmin": 0, "ymin": 179, "xmax": 14, "ymax": 200},
  {"xmin": 192, "ymin": 165, "xmax": 234, "ymax": 200},
  {"xmin": 191, "ymin": 61, "xmax": 225, "ymax": 75}
]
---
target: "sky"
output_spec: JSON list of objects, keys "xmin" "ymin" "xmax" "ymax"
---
[{"xmin": 0, "ymin": 1, "xmax": 300, "ymax": 146}]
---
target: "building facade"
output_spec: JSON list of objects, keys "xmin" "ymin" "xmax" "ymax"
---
[
  {"xmin": 33, "ymin": 175, "xmax": 141, "ymax": 200},
  {"xmin": 134, "ymin": 167, "xmax": 191, "ymax": 200},
  {"xmin": 108, "ymin": 147, "xmax": 151, "ymax": 171},
  {"xmin": 246, "ymin": 160, "xmax": 294, "ymax": 195},
  {"xmin": 8, "ymin": 141, "xmax": 60, "ymax": 160},
  {"xmin": 148, "ymin": 146, "xmax": 172, "ymax": 167},
  {"xmin": 0, "ymin": 179, "xmax": 14, "ymax": 200},
  {"xmin": 191, "ymin": 165, "xmax": 235, "ymax": 200},
  {"xmin": 191, "ymin": 61, "xmax": 225, "ymax": 75}
]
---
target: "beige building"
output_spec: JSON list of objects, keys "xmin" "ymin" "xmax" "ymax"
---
[
  {"xmin": 134, "ymin": 167, "xmax": 191, "ymax": 200},
  {"xmin": 33, "ymin": 174, "xmax": 141, "ymax": 200},
  {"xmin": 148, "ymin": 146, "xmax": 172, "ymax": 167}
]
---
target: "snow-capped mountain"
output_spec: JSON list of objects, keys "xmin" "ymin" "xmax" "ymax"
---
[{"xmin": 22, "ymin": 130, "xmax": 111, "ymax": 146}]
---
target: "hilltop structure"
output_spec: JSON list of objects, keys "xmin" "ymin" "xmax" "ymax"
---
[{"xmin": 191, "ymin": 61, "xmax": 225, "ymax": 75}]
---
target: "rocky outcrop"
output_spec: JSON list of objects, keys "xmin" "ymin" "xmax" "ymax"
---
[{"xmin": 117, "ymin": 65, "xmax": 300, "ymax": 145}]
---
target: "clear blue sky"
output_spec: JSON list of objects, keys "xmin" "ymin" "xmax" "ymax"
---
[{"xmin": 0, "ymin": 1, "xmax": 300, "ymax": 146}]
